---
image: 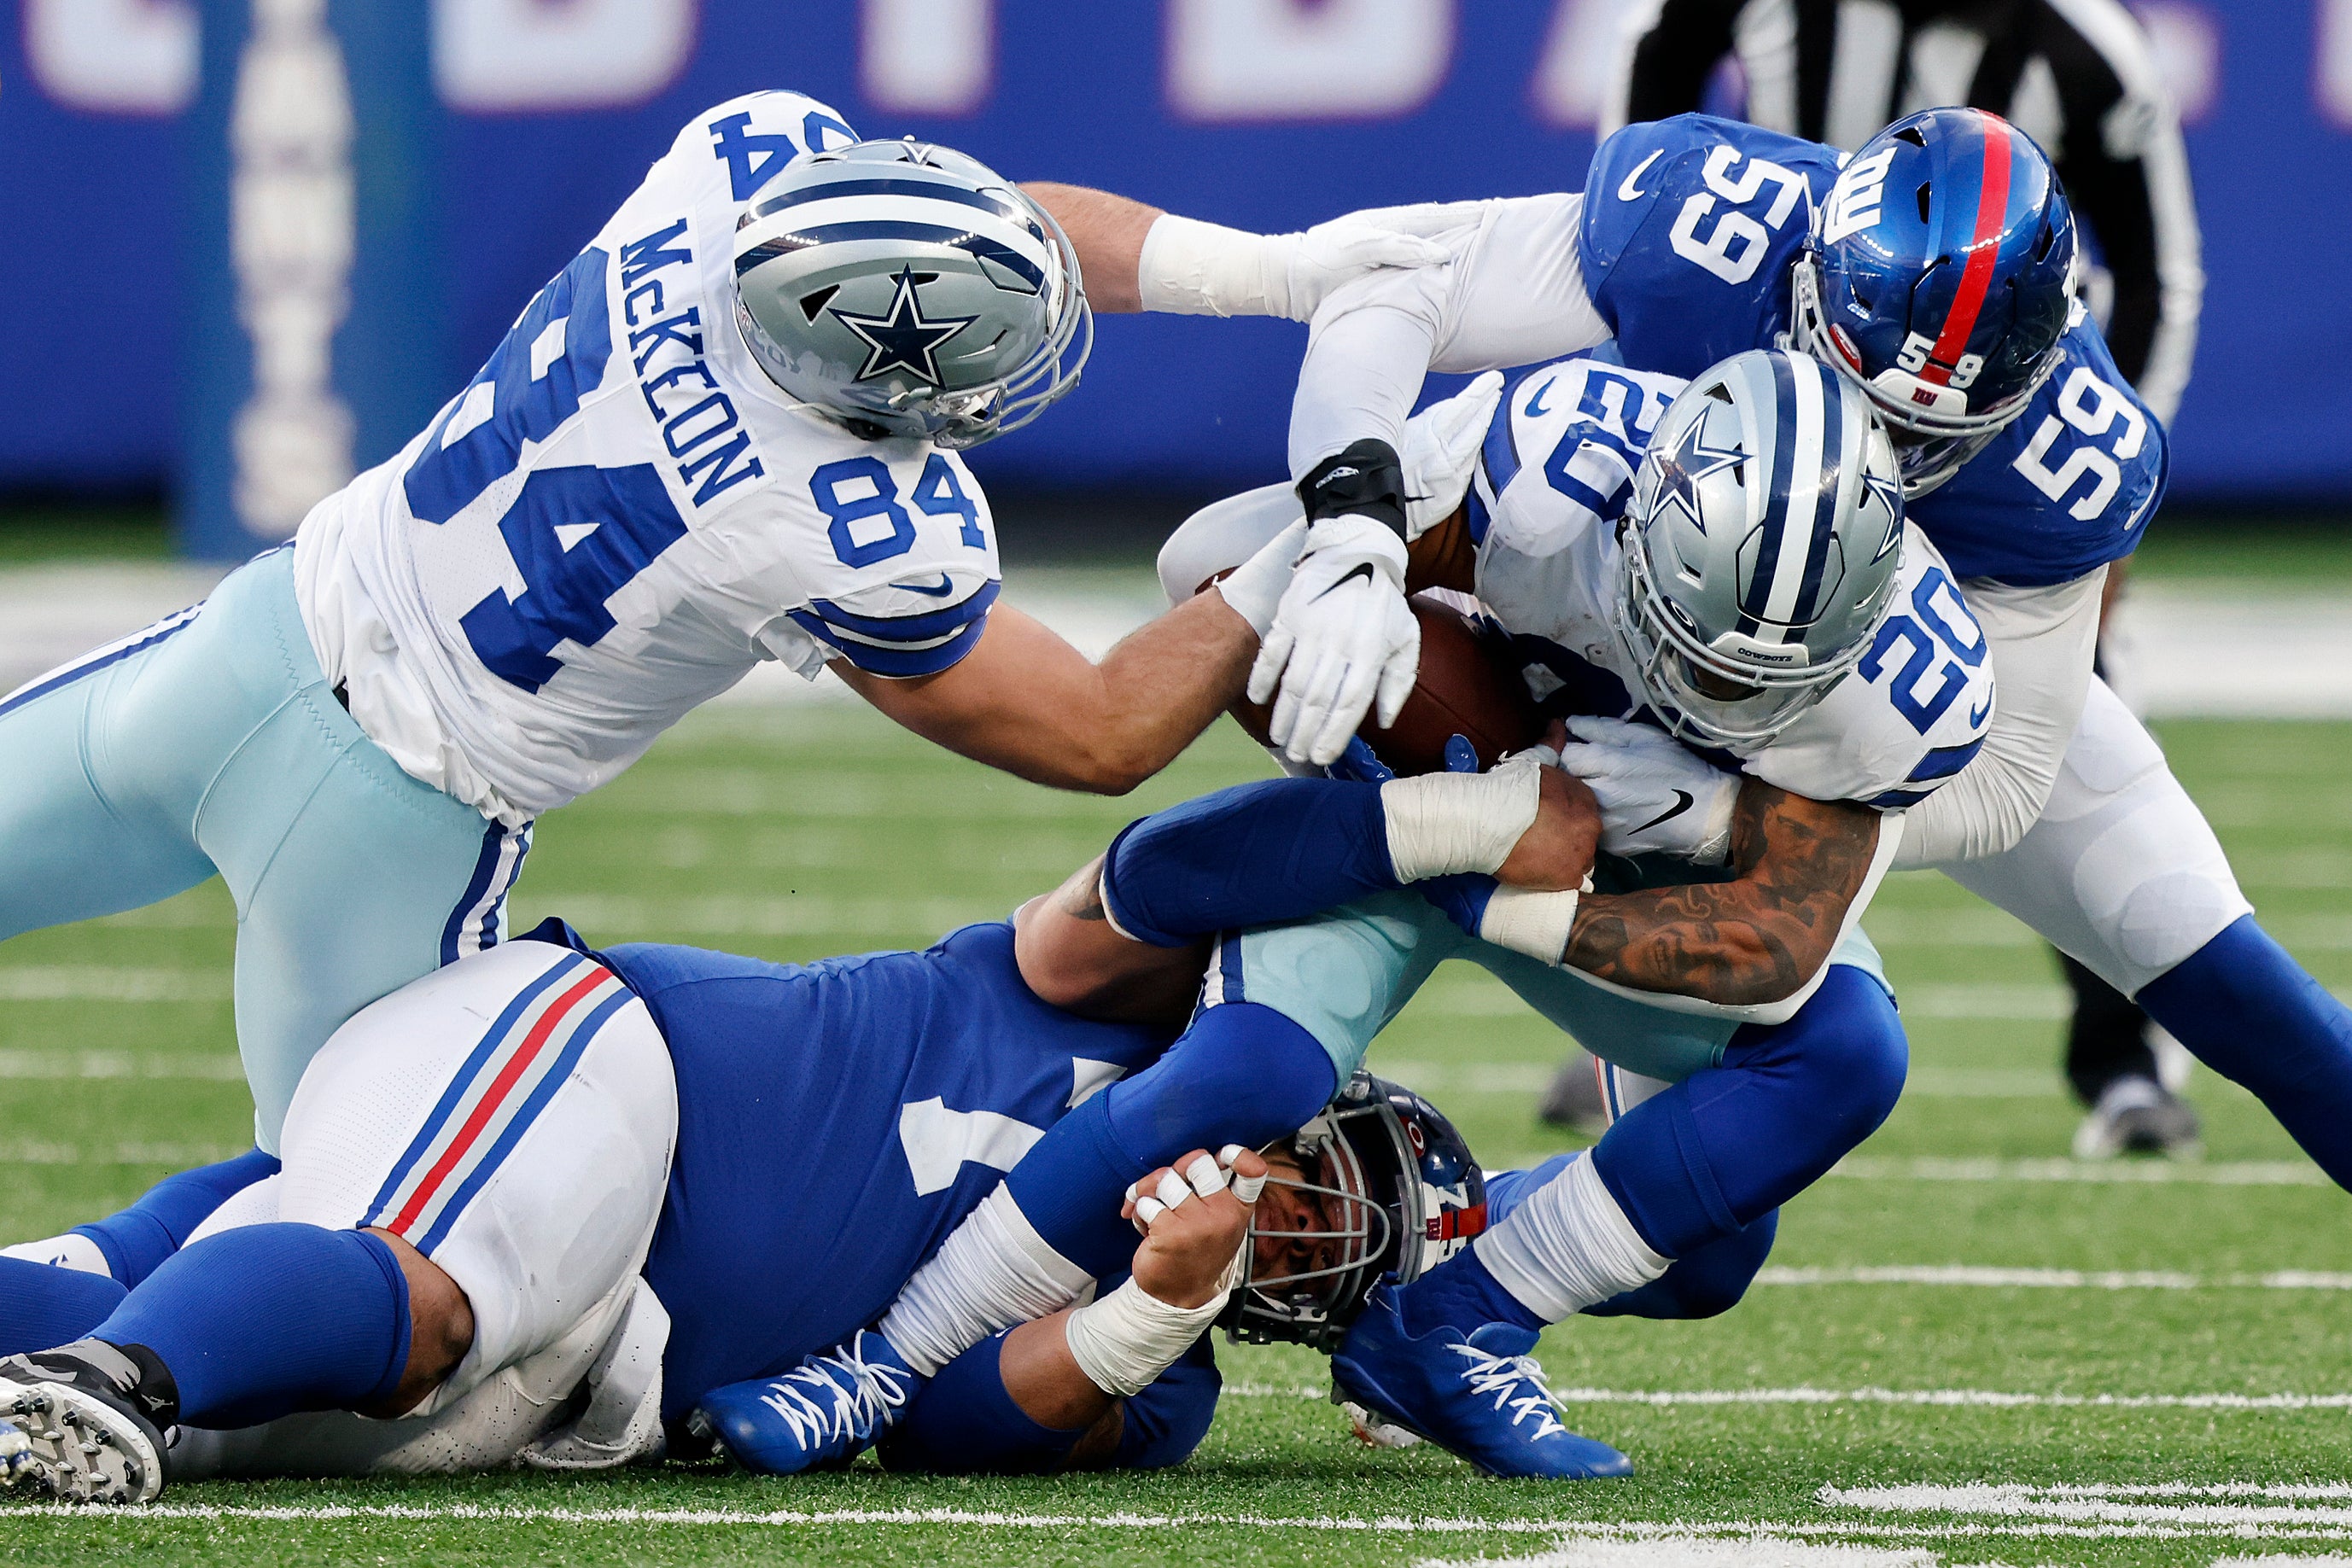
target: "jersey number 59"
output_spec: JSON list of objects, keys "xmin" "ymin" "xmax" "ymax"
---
[{"xmin": 1668, "ymin": 145, "xmax": 1809, "ymax": 286}]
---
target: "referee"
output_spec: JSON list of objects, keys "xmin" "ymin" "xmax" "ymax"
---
[{"xmin": 1563, "ymin": 0, "xmax": 2207, "ymax": 1157}]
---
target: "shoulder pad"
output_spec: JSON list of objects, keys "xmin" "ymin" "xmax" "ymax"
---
[
  {"xmin": 1578, "ymin": 117, "xmax": 1841, "ymax": 381},
  {"xmin": 1744, "ymin": 528, "xmax": 1994, "ymax": 807},
  {"xmin": 666, "ymin": 92, "xmax": 861, "ymax": 205},
  {"xmin": 1909, "ymin": 324, "xmax": 2167, "ymax": 586}
]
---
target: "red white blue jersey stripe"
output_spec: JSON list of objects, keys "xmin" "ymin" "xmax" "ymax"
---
[{"xmin": 363, "ymin": 951, "xmax": 635, "ymax": 1254}]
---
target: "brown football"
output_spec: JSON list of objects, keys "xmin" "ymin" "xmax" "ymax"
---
[
  {"xmin": 1229, "ymin": 595, "xmax": 1544, "ymax": 774},
  {"xmin": 1361, "ymin": 597, "xmax": 1545, "ymax": 775}
]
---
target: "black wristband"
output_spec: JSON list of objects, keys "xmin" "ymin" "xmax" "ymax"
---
[{"xmin": 1296, "ymin": 439, "xmax": 1409, "ymax": 539}]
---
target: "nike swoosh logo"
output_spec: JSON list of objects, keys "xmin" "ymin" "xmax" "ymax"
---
[
  {"xmin": 1310, "ymin": 562, "xmax": 1376, "ymax": 603},
  {"xmin": 1618, "ymin": 150, "xmax": 1663, "ymax": 203},
  {"xmin": 1524, "ymin": 382, "xmax": 1552, "ymax": 418},
  {"xmin": 902, "ymin": 574, "xmax": 957, "ymax": 598},
  {"xmin": 1627, "ymin": 790, "xmax": 1695, "ymax": 836},
  {"xmin": 1968, "ymin": 695, "xmax": 1993, "ymax": 728}
]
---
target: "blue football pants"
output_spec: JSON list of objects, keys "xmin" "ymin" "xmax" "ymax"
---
[{"xmin": 0, "ymin": 547, "xmax": 527, "ymax": 1152}]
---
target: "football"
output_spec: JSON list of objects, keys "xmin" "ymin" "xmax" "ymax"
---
[{"xmin": 1357, "ymin": 596, "xmax": 1546, "ymax": 775}]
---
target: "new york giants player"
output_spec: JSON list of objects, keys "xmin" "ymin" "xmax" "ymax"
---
[
  {"xmin": 1038, "ymin": 108, "xmax": 2352, "ymax": 1205},
  {"xmin": 0, "ymin": 757, "xmax": 1606, "ymax": 1499},
  {"xmin": 734, "ymin": 348, "xmax": 1967, "ymax": 1480},
  {"xmin": 0, "ymin": 90, "xmax": 1310, "ymax": 1244}
]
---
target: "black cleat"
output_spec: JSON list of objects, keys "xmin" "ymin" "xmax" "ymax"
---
[
  {"xmin": 2073, "ymin": 1075, "xmax": 2202, "ymax": 1161},
  {"xmin": 0, "ymin": 1342, "xmax": 171, "ymax": 1504}
]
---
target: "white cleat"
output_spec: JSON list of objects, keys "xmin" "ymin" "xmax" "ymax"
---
[{"xmin": 0, "ymin": 1372, "xmax": 165, "ymax": 1505}]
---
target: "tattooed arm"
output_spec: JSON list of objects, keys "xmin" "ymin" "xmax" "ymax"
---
[{"xmin": 1564, "ymin": 780, "xmax": 1880, "ymax": 1008}]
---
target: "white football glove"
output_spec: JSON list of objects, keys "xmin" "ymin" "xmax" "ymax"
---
[
  {"xmin": 1400, "ymin": 370, "xmax": 1504, "ymax": 540},
  {"xmin": 1247, "ymin": 516, "xmax": 1417, "ymax": 767},
  {"xmin": 1556, "ymin": 716, "xmax": 1741, "ymax": 864},
  {"xmin": 1272, "ymin": 210, "xmax": 1460, "ymax": 321}
]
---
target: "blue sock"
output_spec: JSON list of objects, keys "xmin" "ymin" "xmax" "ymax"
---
[
  {"xmin": 71, "ymin": 1148, "xmax": 282, "ymax": 1286},
  {"xmin": 1398, "ymin": 1244, "xmax": 1544, "ymax": 1337},
  {"xmin": 1100, "ymin": 779, "xmax": 1395, "ymax": 945},
  {"xmin": 94, "ymin": 1223, "xmax": 411, "ymax": 1429},
  {"xmin": 877, "ymin": 1330, "xmax": 1088, "ymax": 1475},
  {"xmin": 0, "ymin": 1257, "xmax": 129, "ymax": 1355},
  {"xmin": 2139, "ymin": 916, "xmax": 2352, "ymax": 1189},
  {"xmin": 1592, "ymin": 967, "xmax": 1906, "ymax": 1256},
  {"xmin": 1002, "ymin": 1001, "xmax": 1338, "ymax": 1279},
  {"xmin": 1585, "ymin": 1211, "xmax": 1778, "ymax": 1320}
]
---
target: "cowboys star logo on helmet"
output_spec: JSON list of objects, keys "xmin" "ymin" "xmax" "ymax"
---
[{"xmin": 832, "ymin": 268, "xmax": 978, "ymax": 386}]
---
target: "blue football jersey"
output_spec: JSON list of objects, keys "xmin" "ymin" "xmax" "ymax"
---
[
  {"xmin": 601, "ymin": 923, "xmax": 1171, "ymax": 1417},
  {"xmin": 1576, "ymin": 114, "xmax": 2163, "ymax": 586}
]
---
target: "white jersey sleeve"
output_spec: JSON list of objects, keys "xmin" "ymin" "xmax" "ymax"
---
[
  {"xmin": 295, "ymin": 91, "xmax": 1003, "ymax": 825},
  {"xmin": 1289, "ymin": 194, "xmax": 1608, "ymax": 475}
]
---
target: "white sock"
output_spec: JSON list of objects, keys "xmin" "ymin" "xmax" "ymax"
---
[
  {"xmin": 1474, "ymin": 1154, "xmax": 1669, "ymax": 1322},
  {"xmin": 0, "ymin": 1233, "xmax": 111, "ymax": 1277},
  {"xmin": 876, "ymin": 1186, "xmax": 1093, "ymax": 1377}
]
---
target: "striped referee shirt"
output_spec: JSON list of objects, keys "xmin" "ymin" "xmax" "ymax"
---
[{"xmin": 1602, "ymin": 0, "xmax": 2202, "ymax": 424}]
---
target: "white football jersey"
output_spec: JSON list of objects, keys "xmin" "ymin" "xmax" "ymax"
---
[
  {"xmin": 1457, "ymin": 355, "xmax": 1994, "ymax": 809},
  {"xmin": 295, "ymin": 92, "xmax": 1001, "ymax": 825}
]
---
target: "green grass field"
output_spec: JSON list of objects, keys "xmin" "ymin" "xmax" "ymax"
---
[{"xmin": 0, "ymin": 693, "xmax": 2347, "ymax": 1566}]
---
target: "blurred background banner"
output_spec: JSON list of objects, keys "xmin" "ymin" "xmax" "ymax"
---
[{"xmin": 0, "ymin": 0, "xmax": 2333, "ymax": 555}]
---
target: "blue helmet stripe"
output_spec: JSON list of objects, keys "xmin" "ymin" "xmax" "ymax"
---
[
  {"xmin": 736, "ymin": 222, "xmax": 1048, "ymax": 290},
  {"xmin": 1737, "ymin": 353, "xmax": 1803, "ymax": 632},
  {"xmin": 1789, "ymin": 362, "xmax": 1848, "ymax": 627}
]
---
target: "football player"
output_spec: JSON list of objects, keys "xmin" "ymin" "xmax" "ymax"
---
[
  {"xmin": 0, "ymin": 742, "xmax": 1608, "ymax": 1500},
  {"xmin": 1031, "ymin": 109, "xmax": 2352, "ymax": 1204},
  {"xmin": 724, "ymin": 347, "xmax": 1972, "ymax": 1480},
  {"xmin": 0, "ymin": 86, "xmax": 1403, "ymax": 1247}
]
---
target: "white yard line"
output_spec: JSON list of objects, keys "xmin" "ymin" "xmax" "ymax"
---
[
  {"xmin": 0, "ymin": 1140, "xmax": 248, "ymax": 1166},
  {"xmin": 0, "ymin": 1050, "xmax": 243, "ymax": 1081},
  {"xmin": 1824, "ymin": 1156, "xmax": 2327, "ymax": 1186},
  {"xmin": 1823, "ymin": 1481, "xmax": 2352, "ymax": 1529},
  {"xmin": 1757, "ymin": 1265, "xmax": 2352, "ymax": 1290},
  {"xmin": 0, "ymin": 967, "xmax": 230, "ymax": 1002},
  {"xmin": 6, "ymin": 1500, "xmax": 2350, "ymax": 1546},
  {"xmin": 1227, "ymin": 1382, "xmax": 2352, "ymax": 1411}
]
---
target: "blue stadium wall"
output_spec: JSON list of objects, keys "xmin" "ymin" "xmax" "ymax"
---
[{"xmin": 0, "ymin": 0, "xmax": 2337, "ymax": 556}]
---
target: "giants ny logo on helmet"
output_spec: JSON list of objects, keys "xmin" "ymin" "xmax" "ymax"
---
[
  {"xmin": 731, "ymin": 139, "xmax": 1090, "ymax": 448},
  {"xmin": 1792, "ymin": 108, "xmax": 2076, "ymax": 498},
  {"xmin": 1614, "ymin": 348, "xmax": 1906, "ymax": 749}
]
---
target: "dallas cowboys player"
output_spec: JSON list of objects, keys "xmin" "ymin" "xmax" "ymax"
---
[
  {"xmin": 727, "ymin": 348, "xmax": 1978, "ymax": 1481},
  {"xmin": 1036, "ymin": 108, "xmax": 2352, "ymax": 1204},
  {"xmin": 0, "ymin": 89, "xmax": 1343, "ymax": 1259}
]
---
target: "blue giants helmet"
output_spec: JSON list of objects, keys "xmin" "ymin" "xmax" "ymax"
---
[
  {"xmin": 1790, "ymin": 108, "xmax": 2077, "ymax": 496},
  {"xmin": 1221, "ymin": 1072, "xmax": 1486, "ymax": 1351}
]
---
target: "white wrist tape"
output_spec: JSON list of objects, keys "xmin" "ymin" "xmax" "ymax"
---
[
  {"xmin": 1064, "ymin": 1276, "xmax": 1229, "ymax": 1397},
  {"xmin": 1478, "ymin": 885, "xmax": 1580, "ymax": 965},
  {"xmin": 1137, "ymin": 213, "xmax": 1291, "ymax": 318},
  {"xmin": 1380, "ymin": 762, "xmax": 1542, "ymax": 882}
]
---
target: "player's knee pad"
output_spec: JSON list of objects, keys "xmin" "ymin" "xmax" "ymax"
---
[
  {"xmin": 1157, "ymin": 483, "xmax": 1301, "ymax": 605},
  {"xmin": 1941, "ymin": 684, "xmax": 2251, "ymax": 995},
  {"xmin": 1104, "ymin": 1001, "xmax": 1338, "ymax": 1166},
  {"xmin": 1582, "ymin": 1211, "xmax": 1777, "ymax": 1320}
]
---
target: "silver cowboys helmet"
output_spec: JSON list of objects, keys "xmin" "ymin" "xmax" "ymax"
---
[
  {"xmin": 1221, "ymin": 1071, "xmax": 1485, "ymax": 1352},
  {"xmin": 1614, "ymin": 348, "xmax": 1907, "ymax": 749},
  {"xmin": 731, "ymin": 137, "xmax": 1091, "ymax": 447}
]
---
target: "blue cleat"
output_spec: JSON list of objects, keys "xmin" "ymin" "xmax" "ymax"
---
[
  {"xmin": 1331, "ymin": 1283, "xmax": 1632, "ymax": 1480},
  {"xmin": 691, "ymin": 1331, "xmax": 922, "ymax": 1474}
]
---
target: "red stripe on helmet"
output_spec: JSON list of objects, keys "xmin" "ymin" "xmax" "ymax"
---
[{"xmin": 1919, "ymin": 112, "xmax": 2013, "ymax": 388}]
